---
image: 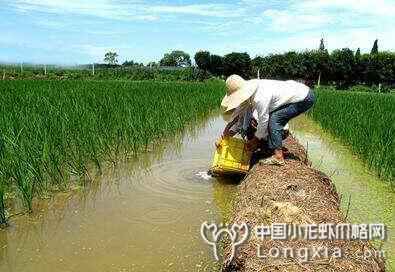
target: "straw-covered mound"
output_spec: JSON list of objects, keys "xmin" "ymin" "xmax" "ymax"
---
[{"xmin": 223, "ymin": 136, "xmax": 385, "ymax": 272}]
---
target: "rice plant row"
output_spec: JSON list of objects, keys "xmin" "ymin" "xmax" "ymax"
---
[
  {"xmin": 0, "ymin": 80, "xmax": 225, "ymax": 224},
  {"xmin": 308, "ymin": 88, "xmax": 395, "ymax": 183}
]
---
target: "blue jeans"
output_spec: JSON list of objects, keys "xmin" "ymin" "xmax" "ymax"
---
[{"xmin": 267, "ymin": 89, "xmax": 316, "ymax": 150}]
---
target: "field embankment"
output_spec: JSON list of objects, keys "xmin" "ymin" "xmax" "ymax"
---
[
  {"xmin": 223, "ymin": 136, "xmax": 385, "ymax": 271},
  {"xmin": 308, "ymin": 89, "xmax": 394, "ymax": 183},
  {"xmin": 0, "ymin": 80, "xmax": 224, "ymax": 224}
]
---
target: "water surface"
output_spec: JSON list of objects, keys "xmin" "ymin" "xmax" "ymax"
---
[
  {"xmin": 0, "ymin": 116, "xmax": 236, "ymax": 272},
  {"xmin": 291, "ymin": 115, "xmax": 395, "ymax": 270}
]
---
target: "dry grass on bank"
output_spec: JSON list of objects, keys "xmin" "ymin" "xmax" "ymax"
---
[{"xmin": 223, "ymin": 136, "xmax": 385, "ymax": 272}]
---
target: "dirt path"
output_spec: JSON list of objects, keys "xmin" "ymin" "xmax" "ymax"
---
[{"xmin": 223, "ymin": 136, "xmax": 386, "ymax": 272}]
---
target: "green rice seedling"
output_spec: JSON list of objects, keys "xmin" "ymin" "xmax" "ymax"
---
[
  {"xmin": 0, "ymin": 185, "xmax": 5, "ymax": 225},
  {"xmin": 308, "ymin": 88, "xmax": 395, "ymax": 183},
  {"xmin": 0, "ymin": 196, "xmax": 3, "ymax": 225},
  {"xmin": 0, "ymin": 80, "xmax": 225, "ymax": 222}
]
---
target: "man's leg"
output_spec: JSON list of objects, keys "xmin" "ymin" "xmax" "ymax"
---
[
  {"xmin": 267, "ymin": 91, "xmax": 316, "ymax": 162},
  {"xmin": 268, "ymin": 102, "xmax": 303, "ymax": 148}
]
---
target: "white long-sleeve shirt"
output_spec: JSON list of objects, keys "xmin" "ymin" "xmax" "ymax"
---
[
  {"xmin": 228, "ymin": 108, "xmax": 289, "ymax": 138},
  {"xmin": 252, "ymin": 79, "xmax": 310, "ymax": 140}
]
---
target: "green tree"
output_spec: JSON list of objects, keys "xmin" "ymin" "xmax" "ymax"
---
[
  {"xmin": 160, "ymin": 53, "xmax": 176, "ymax": 66},
  {"xmin": 251, "ymin": 56, "xmax": 264, "ymax": 68},
  {"xmin": 251, "ymin": 56, "xmax": 264, "ymax": 78},
  {"xmin": 223, "ymin": 52, "xmax": 251, "ymax": 78},
  {"xmin": 160, "ymin": 50, "xmax": 191, "ymax": 67},
  {"xmin": 209, "ymin": 55, "xmax": 224, "ymax": 76},
  {"xmin": 355, "ymin": 48, "xmax": 361, "ymax": 60},
  {"xmin": 353, "ymin": 48, "xmax": 363, "ymax": 83},
  {"xmin": 319, "ymin": 38, "xmax": 325, "ymax": 51},
  {"xmin": 300, "ymin": 50, "xmax": 329, "ymax": 85},
  {"xmin": 104, "ymin": 51, "xmax": 119, "ymax": 65},
  {"xmin": 194, "ymin": 51, "xmax": 211, "ymax": 71},
  {"xmin": 330, "ymin": 48, "xmax": 356, "ymax": 87},
  {"xmin": 371, "ymin": 39, "xmax": 379, "ymax": 54},
  {"xmin": 283, "ymin": 51, "xmax": 306, "ymax": 79},
  {"xmin": 365, "ymin": 51, "xmax": 395, "ymax": 85},
  {"xmin": 122, "ymin": 60, "xmax": 135, "ymax": 66}
]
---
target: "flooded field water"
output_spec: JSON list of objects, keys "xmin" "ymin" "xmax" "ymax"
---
[
  {"xmin": 291, "ymin": 115, "xmax": 395, "ymax": 270},
  {"xmin": 0, "ymin": 114, "xmax": 394, "ymax": 271},
  {"xmin": 0, "ymin": 116, "xmax": 237, "ymax": 272}
]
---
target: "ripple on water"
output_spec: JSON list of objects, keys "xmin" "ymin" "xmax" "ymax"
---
[
  {"xmin": 137, "ymin": 159, "xmax": 213, "ymax": 201},
  {"xmin": 123, "ymin": 159, "xmax": 214, "ymax": 225}
]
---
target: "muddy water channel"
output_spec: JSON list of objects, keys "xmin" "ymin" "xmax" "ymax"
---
[
  {"xmin": 0, "ymin": 116, "xmax": 237, "ymax": 272},
  {"xmin": 1, "ymin": 114, "xmax": 394, "ymax": 271},
  {"xmin": 291, "ymin": 115, "xmax": 395, "ymax": 270}
]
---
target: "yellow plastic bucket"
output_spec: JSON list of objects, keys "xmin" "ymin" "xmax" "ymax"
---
[{"xmin": 211, "ymin": 137, "xmax": 252, "ymax": 175}]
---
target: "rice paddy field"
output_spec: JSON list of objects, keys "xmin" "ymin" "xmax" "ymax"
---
[
  {"xmin": 0, "ymin": 79, "xmax": 394, "ymax": 271},
  {"xmin": 0, "ymin": 80, "xmax": 225, "ymax": 224},
  {"xmin": 308, "ymin": 88, "xmax": 395, "ymax": 183}
]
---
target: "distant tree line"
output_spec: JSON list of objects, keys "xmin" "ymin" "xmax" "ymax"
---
[
  {"xmin": 101, "ymin": 50, "xmax": 192, "ymax": 68},
  {"xmin": 194, "ymin": 39, "xmax": 395, "ymax": 88},
  {"xmin": 10, "ymin": 39, "xmax": 391, "ymax": 87}
]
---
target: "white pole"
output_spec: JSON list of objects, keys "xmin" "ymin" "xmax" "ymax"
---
[
  {"xmin": 44, "ymin": 64, "xmax": 47, "ymax": 75},
  {"xmin": 317, "ymin": 71, "xmax": 321, "ymax": 87},
  {"xmin": 257, "ymin": 69, "xmax": 260, "ymax": 79},
  {"xmin": 2, "ymin": 70, "xmax": 5, "ymax": 80},
  {"xmin": 92, "ymin": 63, "xmax": 95, "ymax": 76},
  {"xmin": 20, "ymin": 63, "xmax": 23, "ymax": 73}
]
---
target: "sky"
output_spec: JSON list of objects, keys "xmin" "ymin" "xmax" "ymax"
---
[{"xmin": 1, "ymin": 0, "xmax": 394, "ymax": 65}]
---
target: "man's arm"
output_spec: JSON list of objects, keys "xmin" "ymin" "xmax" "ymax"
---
[
  {"xmin": 223, "ymin": 115, "xmax": 239, "ymax": 137},
  {"xmin": 254, "ymin": 92, "xmax": 271, "ymax": 140},
  {"xmin": 215, "ymin": 115, "xmax": 240, "ymax": 148},
  {"xmin": 245, "ymin": 90, "xmax": 272, "ymax": 151}
]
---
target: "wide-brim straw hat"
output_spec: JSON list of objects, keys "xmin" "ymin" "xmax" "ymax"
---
[
  {"xmin": 221, "ymin": 104, "xmax": 248, "ymax": 122},
  {"xmin": 221, "ymin": 75, "xmax": 258, "ymax": 113}
]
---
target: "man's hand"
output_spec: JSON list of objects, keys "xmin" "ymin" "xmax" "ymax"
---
[
  {"xmin": 223, "ymin": 129, "xmax": 236, "ymax": 138},
  {"xmin": 246, "ymin": 136, "xmax": 260, "ymax": 152},
  {"xmin": 215, "ymin": 137, "xmax": 222, "ymax": 149}
]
